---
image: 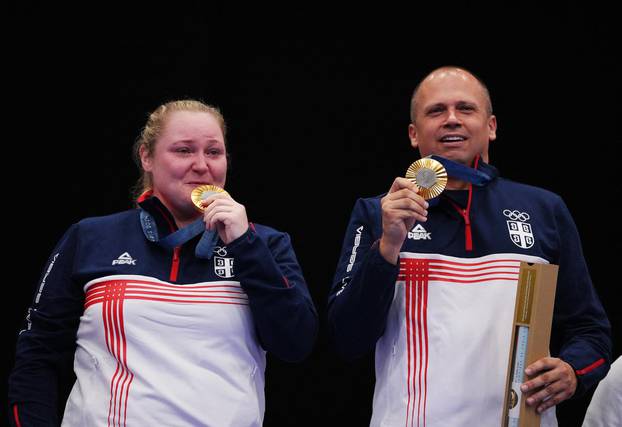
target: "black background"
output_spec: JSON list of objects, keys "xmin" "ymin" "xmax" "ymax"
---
[{"xmin": 6, "ymin": 4, "xmax": 620, "ymax": 426}]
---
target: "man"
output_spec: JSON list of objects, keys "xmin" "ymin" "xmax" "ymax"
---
[{"xmin": 328, "ymin": 66, "xmax": 611, "ymax": 426}]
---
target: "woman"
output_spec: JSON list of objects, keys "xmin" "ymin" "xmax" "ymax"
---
[{"xmin": 9, "ymin": 99, "xmax": 318, "ymax": 426}]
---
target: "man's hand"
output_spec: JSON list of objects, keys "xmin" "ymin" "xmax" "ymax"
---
[
  {"xmin": 379, "ymin": 177, "xmax": 428, "ymax": 265},
  {"xmin": 521, "ymin": 357, "xmax": 577, "ymax": 413}
]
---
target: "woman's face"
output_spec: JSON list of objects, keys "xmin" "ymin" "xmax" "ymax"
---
[{"xmin": 140, "ymin": 110, "xmax": 227, "ymax": 224}]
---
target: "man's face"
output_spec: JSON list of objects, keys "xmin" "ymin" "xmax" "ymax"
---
[{"xmin": 409, "ymin": 70, "xmax": 497, "ymax": 166}]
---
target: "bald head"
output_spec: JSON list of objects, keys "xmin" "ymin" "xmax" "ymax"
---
[{"xmin": 410, "ymin": 67, "xmax": 493, "ymax": 123}]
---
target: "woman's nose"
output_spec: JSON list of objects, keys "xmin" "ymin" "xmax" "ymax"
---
[{"xmin": 192, "ymin": 153, "xmax": 210, "ymax": 172}]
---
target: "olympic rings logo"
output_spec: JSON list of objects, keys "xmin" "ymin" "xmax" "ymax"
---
[
  {"xmin": 213, "ymin": 246, "xmax": 228, "ymax": 257},
  {"xmin": 503, "ymin": 209, "xmax": 530, "ymax": 222}
]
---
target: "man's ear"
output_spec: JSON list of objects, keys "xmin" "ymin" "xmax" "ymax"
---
[
  {"xmin": 488, "ymin": 114, "xmax": 497, "ymax": 142},
  {"xmin": 408, "ymin": 123, "xmax": 419, "ymax": 149}
]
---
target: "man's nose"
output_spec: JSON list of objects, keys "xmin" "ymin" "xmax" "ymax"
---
[{"xmin": 444, "ymin": 108, "xmax": 462, "ymax": 127}]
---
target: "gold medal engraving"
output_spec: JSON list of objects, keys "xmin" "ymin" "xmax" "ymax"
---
[
  {"xmin": 405, "ymin": 158, "xmax": 448, "ymax": 200},
  {"xmin": 191, "ymin": 185, "xmax": 229, "ymax": 212}
]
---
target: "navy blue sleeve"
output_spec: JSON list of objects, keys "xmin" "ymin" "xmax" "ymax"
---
[
  {"xmin": 8, "ymin": 225, "xmax": 83, "ymax": 427},
  {"xmin": 226, "ymin": 225, "xmax": 318, "ymax": 362},
  {"xmin": 550, "ymin": 197, "xmax": 612, "ymax": 396},
  {"xmin": 327, "ymin": 198, "xmax": 399, "ymax": 360}
]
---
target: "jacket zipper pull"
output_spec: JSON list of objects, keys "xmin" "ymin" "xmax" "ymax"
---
[
  {"xmin": 463, "ymin": 209, "xmax": 473, "ymax": 251},
  {"xmin": 170, "ymin": 247, "xmax": 181, "ymax": 282}
]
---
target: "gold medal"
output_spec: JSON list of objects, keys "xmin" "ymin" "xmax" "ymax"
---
[
  {"xmin": 405, "ymin": 158, "xmax": 447, "ymax": 200},
  {"xmin": 191, "ymin": 185, "xmax": 229, "ymax": 212}
]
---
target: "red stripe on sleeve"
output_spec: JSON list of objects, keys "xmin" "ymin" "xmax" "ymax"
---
[{"xmin": 575, "ymin": 358, "xmax": 605, "ymax": 375}]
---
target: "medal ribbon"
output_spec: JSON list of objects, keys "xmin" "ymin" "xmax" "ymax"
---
[
  {"xmin": 429, "ymin": 155, "xmax": 494, "ymax": 186},
  {"xmin": 140, "ymin": 210, "xmax": 219, "ymax": 259}
]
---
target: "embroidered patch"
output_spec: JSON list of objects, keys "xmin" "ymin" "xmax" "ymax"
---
[{"xmin": 503, "ymin": 210, "xmax": 534, "ymax": 249}]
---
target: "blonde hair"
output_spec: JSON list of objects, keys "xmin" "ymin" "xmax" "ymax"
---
[{"xmin": 132, "ymin": 99, "xmax": 226, "ymax": 200}]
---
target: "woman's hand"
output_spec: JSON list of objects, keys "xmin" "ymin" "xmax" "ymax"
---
[{"xmin": 201, "ymin": 193, "xmax": 249, "ymax": 244}]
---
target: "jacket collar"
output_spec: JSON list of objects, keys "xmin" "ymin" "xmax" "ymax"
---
[{"xmin": 138, "ymin": 194, "xmax": 180, "ymax": 236}]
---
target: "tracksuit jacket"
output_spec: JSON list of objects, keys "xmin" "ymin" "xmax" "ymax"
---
[
  {"xmin": 9, "ymin": 195, "xmax": 318, "ymax": 426},
  {"xmin": 328, "ymin": 161, "xmax": 611, "ymax": 426}
]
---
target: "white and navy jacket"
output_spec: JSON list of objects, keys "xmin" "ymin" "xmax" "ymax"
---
[
  {"xmin": 328, "ymin": 161, "xmax": 611, "ymax": 427},
  {"xmin": 9, "ymin": 196, "xmax": 318, "ymax": 427}
]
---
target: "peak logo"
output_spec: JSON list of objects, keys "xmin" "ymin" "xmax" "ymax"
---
[
  {"xmin": 112, "ymin": 252, "xmax": 137, "ymax": 266},
  {"xmin": 408, "ymin": 224, "xmax": 431, "ymax": 240}
]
